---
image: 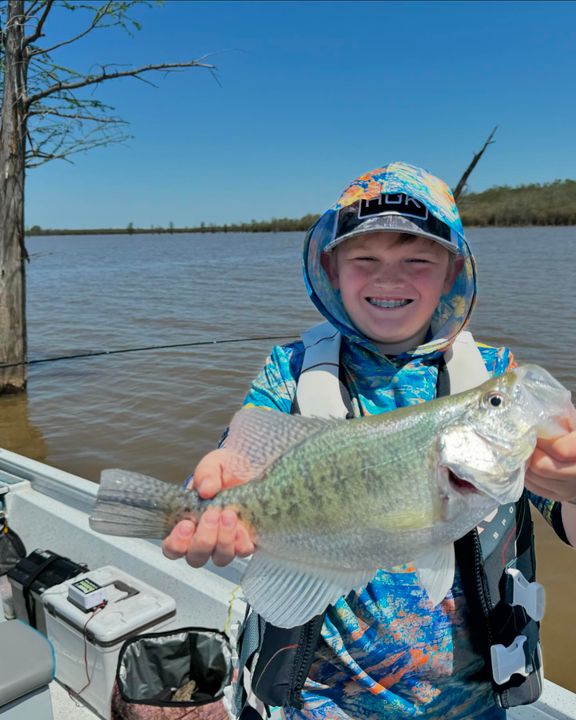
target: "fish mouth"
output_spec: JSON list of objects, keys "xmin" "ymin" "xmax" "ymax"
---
[{"xmin": 448, "ymin": 470, "xmax": 480, "ymax": 495}]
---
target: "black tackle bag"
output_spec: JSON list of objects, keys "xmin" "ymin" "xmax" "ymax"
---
[{"xmin": 0, "ymin": 517, "xmax": 26, "ymax": 576}]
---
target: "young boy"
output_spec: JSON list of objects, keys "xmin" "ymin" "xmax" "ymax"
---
[{"xmin": 163, "ymin": 162, "xmax": 576, "ymax": 718}]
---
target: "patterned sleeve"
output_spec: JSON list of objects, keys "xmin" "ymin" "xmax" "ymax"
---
[
  {"xmin": 526, "ymin": 492, "xmax": 570, "ymax": 545},
  {"xmin": 477, "ymin": 343, "xmax": 516, "ymax": 377},
  {"xmin": 241, "ymin": 341, "xmax": 305, "ymax": 414}
]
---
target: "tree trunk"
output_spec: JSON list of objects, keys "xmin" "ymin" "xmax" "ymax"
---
[{"xmin": 0, "ymin": 0, "xmax": 28, "ymax": 393}]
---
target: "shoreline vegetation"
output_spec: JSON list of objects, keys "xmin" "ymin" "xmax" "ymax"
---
[{"xmin": 26, "ymin": 179, "xmax": 576, "ymax": 237}]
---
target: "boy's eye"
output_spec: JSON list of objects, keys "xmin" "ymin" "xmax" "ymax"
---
[{"xmin": 407, "ymin": 257, "xmax": 434, "ymax": 264}]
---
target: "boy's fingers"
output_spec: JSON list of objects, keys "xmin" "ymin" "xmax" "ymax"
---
[
  {"xmin": 211, "ymin": 509, "xmax": 240, "ymax": 567},
  {"xmin": 234, "ymin": 523, "xmax": 256, "ymax": 557},
  {"xmin": 161, "ymin": 519, "xmax": 196, "ymax": 560},
  {"xmin": 530, "ymin": 446, "xmax": 576, "ymax": 479},
  {"xmin": 183, "ymin": 506, "xmax": 221, "ymax": 567},
  {"xmin": 193, "ymin": 448, "xmax": 253, "ymax": 498},
  {"xmin": 193, "ymin": 453, "xmax": 225, "ymax": 498},
  {"xmin": 535, "ymin": 430, "xmax": 576, "ymax": 463}
]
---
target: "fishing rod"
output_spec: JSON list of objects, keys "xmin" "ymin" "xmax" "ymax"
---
[{"xmin": 0, "ymin": 334, "xmax": 300, "ymax": 370}]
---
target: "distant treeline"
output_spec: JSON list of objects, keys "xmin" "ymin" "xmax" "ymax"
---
[
  {"xmin": 26, "ymin": 214, "xmax": 322, "ymax": 237},
  {"xmin": 458, "ymin": 179, "xmax": 576, "ymax": 226},
  {"xmin": 25, "ymin": 180, "xmax": 576, "ymax": 236}
]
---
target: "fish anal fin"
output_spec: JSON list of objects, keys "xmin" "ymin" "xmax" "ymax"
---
[
  {"xmin": 241, "ymin": 549, "xmax": 374, "ymax": 628},
  {"xmin": 413, "ymin": 544, "xmax": 455, "ymax": 607}
]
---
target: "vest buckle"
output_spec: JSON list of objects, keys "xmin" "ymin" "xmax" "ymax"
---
[
  {"xmin": 504, "ymin": 568, "xmax": 545, "ymax": 621},
  {"xmin": 490, "ymin": 635, "xmax": 532, "ymax": 685}
]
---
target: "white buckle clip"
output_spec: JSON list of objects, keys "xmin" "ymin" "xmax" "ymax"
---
[
  {"xmin": 490, "ymin": 635, "xmax": 529, "ymax": 685},
  {"xmin": 506, "ymin": 568, "xmax": 545, "ymax": 621}
]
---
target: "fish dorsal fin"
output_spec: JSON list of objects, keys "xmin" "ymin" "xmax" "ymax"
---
[
  {"xmin": 241, "ymin": 548, "xmax": 375, "ymax": 628},
  {"xmin": 223, "ymin": 407, "xmax": 332, "ymax": 482},
  {"xmin": 413, "ymin": 544, "xmax": 455, "ymax": 607}
]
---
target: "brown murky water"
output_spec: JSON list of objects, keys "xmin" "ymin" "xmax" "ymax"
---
[{"xmin": 2, "ymin": 228, "xmax": 576, "ymax": 691}]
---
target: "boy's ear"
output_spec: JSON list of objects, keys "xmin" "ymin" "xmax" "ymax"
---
[
  {"xmin": 320, "ymin": 251, "xmax": 340, "ymax": 289},
  {"xmin": 444, "ymin": 256, "xmax": 465, "ymax": 293}
]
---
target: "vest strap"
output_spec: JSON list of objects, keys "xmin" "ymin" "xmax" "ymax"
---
[
  {"xmin": 296, "ymin": 323, "xmax": 350, "ymax": 419},
  {"xmin": 233, "ymin": 610, "xmax": 262, "ymax": 715},
  {"xmin": 443, "ymin": 330, "xmax": 490, "ymax": 393}
]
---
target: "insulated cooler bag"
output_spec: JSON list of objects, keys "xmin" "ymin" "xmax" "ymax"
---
[{"xmin": 111, "ymin": 627, "xmax": 233, "ymax": 720}]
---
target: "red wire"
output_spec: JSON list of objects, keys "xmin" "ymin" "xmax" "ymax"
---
[{"xmin": 75, "ymin": 602, "xmax": 107, "ymax": 696}]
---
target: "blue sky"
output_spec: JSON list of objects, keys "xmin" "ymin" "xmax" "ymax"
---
[{"xmin": 24, "ymin": 0, "xmax": 576, "ymax": 229}]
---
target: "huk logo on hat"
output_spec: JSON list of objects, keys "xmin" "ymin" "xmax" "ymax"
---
[{"xmin": 359, "ymin": 192, "xmax": 429, "ymax": 221}]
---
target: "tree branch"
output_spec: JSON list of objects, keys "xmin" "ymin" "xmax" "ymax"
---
[
  {"xmin": 26, "ymin": 151, "xmax": 75, "ymax": 167},
  {"xmin": 23, "ymin": 0, "xmax": 54, "ymax": 46},
  {"xmin": 27, "ymin": 1, "xmax": 114, "ymax": 55},
  {"xmin": 26, "ymin": 130, "xmax": 129, "ymax": 166},
  {"xmin": 27, "ymin": 125, "xmax": 69, "ymax": 157},
  {"xmin": 24, "ymin": 0, "xmax": 44, "ymax": 18},
  {"xmin": 26, "ymin": 59, "xmax": 215, "ymax": 107},
  {"xmin": 453, "ymin": 126, "xmax": 498, "ymax": 202},
  {"xmin": 28, "ymin": 107, "xmax": 127, "ymax": 123}
]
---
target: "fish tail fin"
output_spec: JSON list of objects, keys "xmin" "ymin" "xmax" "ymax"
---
[{"xmin": 89, "ymin": 468, "xmax": 195, "ymax": 539}]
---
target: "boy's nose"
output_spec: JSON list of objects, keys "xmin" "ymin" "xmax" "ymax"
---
[{"xmin": 374, "ymin": 263, "xmax": 403, "ymax": 284}]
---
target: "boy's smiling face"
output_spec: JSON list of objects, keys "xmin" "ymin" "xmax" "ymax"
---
[{"xmin": 322, "ymin": 231, "xmax": 462, "ymax": 355}]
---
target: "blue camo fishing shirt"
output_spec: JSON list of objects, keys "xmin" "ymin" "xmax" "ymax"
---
[{"xmin": 239, "ymin": 163, "xmax": 560, "ymax": 719}]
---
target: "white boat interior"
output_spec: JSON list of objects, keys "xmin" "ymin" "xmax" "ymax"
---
[{"xmin": 0, "ymin": 447, "xmax": 574, "ymax": 720}]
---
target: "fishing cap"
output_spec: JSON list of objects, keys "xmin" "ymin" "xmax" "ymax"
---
[
  {"xmin": 324, "ymin": 162, "xmax": 463, "ymax": 254},
  {"xmin": 303, "ymin": 162, "xmax": 477, "ymax": 355}
]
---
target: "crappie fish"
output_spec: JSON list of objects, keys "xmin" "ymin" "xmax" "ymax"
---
[{"xmin": 90, "ymin": 364, "xmax": 575, "ymax": 628}]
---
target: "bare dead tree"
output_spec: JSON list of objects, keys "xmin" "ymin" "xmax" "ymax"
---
[
  {"xmin": 0, "ymin": 0, "xmax": 215, "ymax": 393},
  {"xmin": 453, "ymin": 126, "xmax": 498, "ymax": 202}
]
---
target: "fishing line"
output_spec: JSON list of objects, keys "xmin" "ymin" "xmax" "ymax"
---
[{"xmin": 0, "ymin": 334, "xmax": 299, "ymax": 369}]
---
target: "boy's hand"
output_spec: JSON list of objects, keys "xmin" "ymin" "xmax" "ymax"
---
[
  {"xmin": 525, "ymin": 429, "xmax": 576, "ymax": 503},
  {"xmin": 161, "ymin": 448, "xmax": 255, "ymax": 568}
]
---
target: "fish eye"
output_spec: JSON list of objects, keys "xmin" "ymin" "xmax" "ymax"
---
[{"xmin": 482, "ymin": 391, "xmax": 506, "ymax": 409}]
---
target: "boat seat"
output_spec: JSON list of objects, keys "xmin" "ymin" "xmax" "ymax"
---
[{"xmin": 0, "ymin": 620, "xmax": 55, "ymax": 719}]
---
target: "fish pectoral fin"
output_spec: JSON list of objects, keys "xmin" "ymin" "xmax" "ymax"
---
[
  {"xmin": 413, "ymin": 544, "xmax": 455, "ymax": 607},
  {"xmin": 241, "ymin": 549, "xmax": 375, "ymax": 628}
]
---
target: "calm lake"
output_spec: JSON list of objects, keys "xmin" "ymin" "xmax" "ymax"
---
[{"xmin": 2, "ymin": 227, "xmax": 576, "ymax": 691}]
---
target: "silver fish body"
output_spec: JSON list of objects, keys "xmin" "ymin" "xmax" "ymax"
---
[{"xmin": 90, "ymin": 364, "xmax": 575, "ymax": 627}]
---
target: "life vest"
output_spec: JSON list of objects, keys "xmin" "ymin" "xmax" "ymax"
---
[{"xmin": 233, "ymin": 323, "xmax": 545, "ymax": 716}]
